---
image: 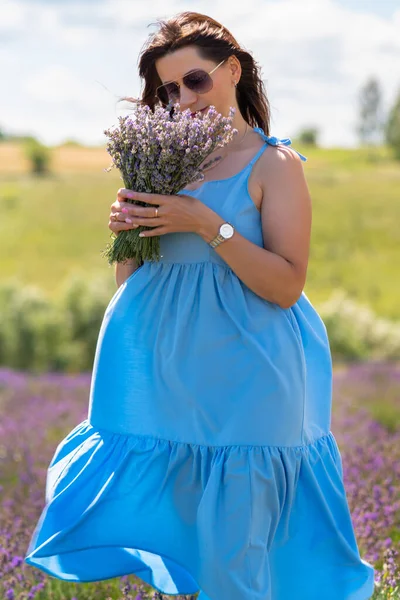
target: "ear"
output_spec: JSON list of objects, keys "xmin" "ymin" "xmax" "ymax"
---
[{"xmin": 229, "ymin": 56, "xmax": 241, "ymax": 84}]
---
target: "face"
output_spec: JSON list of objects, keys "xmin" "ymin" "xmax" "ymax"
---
[{"xmin": 155, "ymin": 45, "xmax": 241, "ymax": 118}]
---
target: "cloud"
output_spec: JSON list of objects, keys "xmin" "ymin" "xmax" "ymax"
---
[
  {"xmin": 0, "ymin": 1, "xmax": 25, "ymax": 30},
  {"xmin": 23, "ymin": 66, "xmax": 97, "ymax": 107},
  {"xmin": 2, "ymin": 0, "xmax": 400, "ymax": 146}
]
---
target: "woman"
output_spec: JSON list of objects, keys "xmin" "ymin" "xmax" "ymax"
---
[{"xmin": 25, "ymin": 11, "xmax": 375, "ymax": 600}]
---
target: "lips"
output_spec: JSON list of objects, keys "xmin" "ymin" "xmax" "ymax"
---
[{"xmin": 191, "ymin": 106, "xmax": 209, "ymax": 117}]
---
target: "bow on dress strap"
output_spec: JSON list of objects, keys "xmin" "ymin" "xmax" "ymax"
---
[{"xmin": 253, "ymin": 127, "xmax": 308, "ymax": 162}]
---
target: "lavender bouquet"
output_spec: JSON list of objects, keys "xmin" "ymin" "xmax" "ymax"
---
[{"xmin": 102, "ymin": 103, "xmax": 238, "ymax": 265}]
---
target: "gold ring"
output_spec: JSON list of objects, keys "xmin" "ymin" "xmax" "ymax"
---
[{"xmin": 154, "ymin": 207, "xmax": 158, "ymax": 218}]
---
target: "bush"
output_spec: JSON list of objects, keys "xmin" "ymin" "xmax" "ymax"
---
[
  {"xmin": 0, "ymin": 278, "xmax": 399, "ymax": 372},
  {"xmin": 0, "ymin": 280, "xmax": 70, "ymax": 372},
  {"xmin": 384, "ymin": 88, "xmax": 400, "ymax": 160},
  {"xmin": 23, "ymin": 138, "xmax": 52, "ymax": 175},
  {"xmin": 297, "ymin": 127, "xmax": 319, "ymax": 146},
  {"xmin": 57, "ymin": 272, "xmax": 115, "ymax": 371},
  {"xmin": 319, "ymin": 288, "xmax": 400, "ymax": 361}
]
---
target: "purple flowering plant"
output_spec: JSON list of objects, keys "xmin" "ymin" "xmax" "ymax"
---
[
  {"xmin": 102, "ymin": 103, "xmax": 238, "ymax": 265},
  {"xmin": 1, "ymin": 362, "xmax": 399, "ymax": 598}
]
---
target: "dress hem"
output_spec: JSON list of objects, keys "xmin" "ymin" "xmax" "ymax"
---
[{"xmin": 25, "ymin": 544, "xmax": 200, "ymax": 595}]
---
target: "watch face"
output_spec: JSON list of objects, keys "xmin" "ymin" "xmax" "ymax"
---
[{"xmin": 220, "ymin": 223, "xmax": 234, "ymax": 239}]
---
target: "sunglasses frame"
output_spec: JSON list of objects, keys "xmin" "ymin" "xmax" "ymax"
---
[{"xmin": 155, "ymin": 58, "xmax": 227, "ymax": 105}]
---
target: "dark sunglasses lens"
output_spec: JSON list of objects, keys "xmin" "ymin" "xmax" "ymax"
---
[
  {"xmin": 184, "ymin": 70, "xmax": 212, "ymax": 94},
  {"xmin": 157, "ymin": 82, "xmax": 179, "ymax": 104}
]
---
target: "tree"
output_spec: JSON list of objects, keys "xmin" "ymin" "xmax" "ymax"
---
[
  {"xmin": 23, "ymin": 138, "xmax": 52, "ymax": 175},
  {"xmin": 356, "ymin": 77, "xmax": 385, "ymax": 146},
  {"xmin": 384, "ymin": 87, "xmax": 400, "ymax": 160},
  {"xmin": 297, "ymin": 127, "xmax": 319, "ymax": 146}
]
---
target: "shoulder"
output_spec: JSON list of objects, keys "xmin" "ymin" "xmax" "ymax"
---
[
  {"xmin": 250, "ymin": 128, "xmax": 306, "ymax": 169},
  {"xmin": 260, "ymin": 141, "xmax": 304, "ymax": 171},
  {"xmin": 247, "ymin": 137, "xmax": 307, "ymax": 211},
  {"xmin": 252, "ymin": 139, "xmax": 307, "ymax": 198}
]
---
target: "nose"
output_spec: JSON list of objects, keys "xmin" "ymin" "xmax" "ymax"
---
[{"xmin": 178, "ymin": 83, "xmax": 198, "ymax": 111}]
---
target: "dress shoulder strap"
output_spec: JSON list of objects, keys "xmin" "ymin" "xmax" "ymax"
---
[
  {"xmin": 252, "ymin": 127, "xmax": 308, "ymax": 162},
  {"xmin": 247, "ymin": 143, "xmax": 270, "ymax": 169}
]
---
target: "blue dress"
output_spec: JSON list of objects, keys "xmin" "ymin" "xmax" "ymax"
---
[{"xmin": 25, "ymin": 127, "xmax": 375, "ymax": 600}]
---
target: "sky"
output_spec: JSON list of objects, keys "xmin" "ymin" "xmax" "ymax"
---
[{"xmin": 2, "ymin": 0, "xmax": 400, "ymax": 148}]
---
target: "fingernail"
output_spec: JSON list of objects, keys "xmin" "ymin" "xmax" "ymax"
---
[
  {"xmin": 121, "ymin": 208, "xmax": 129, "ymax": 213},
  {"xmin": 125, "ymin": 218, "xmax": 133, "ymax": 223}
]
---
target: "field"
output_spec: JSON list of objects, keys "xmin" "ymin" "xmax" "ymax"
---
[
  {"xmin": 0, "ymin": 362, "xmax": 399, "ymax": 599},
  {"xmin": 0, "ymin": 141, "xmax": 400, "ymax": 319},
  {"xmin": 1, "ymin": 140, "xmax": 400, "ymax": 599}
]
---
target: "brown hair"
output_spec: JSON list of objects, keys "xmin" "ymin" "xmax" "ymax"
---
[{"xmin": 121, "ymin": 11, "xmax": 271, "ymax": 135}]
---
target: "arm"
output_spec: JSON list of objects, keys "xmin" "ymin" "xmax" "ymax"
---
[
  {"xmin": 197, "ymin": 146, "xmax": 312, "ymax": 309},
  {"xmin": 115, "ymin": 257, "xmax": 139, "ymax": 288},
  {"xmin": 109, "ymin": 200, "xmax": 140, "ymax": 288}
]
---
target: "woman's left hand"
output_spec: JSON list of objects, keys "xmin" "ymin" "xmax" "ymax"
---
[{"xmin": 115, "ymin": 190, "xmax": 210, "ymax": 238}]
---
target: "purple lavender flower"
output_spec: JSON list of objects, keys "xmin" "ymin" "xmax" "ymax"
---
[
  {"xmin": 2, "ymin": 362, "xmax": 399, "ymax": 598},
  {"xmin": 102, "ymin": 104, "xmax": 238, "ymax": 264}
]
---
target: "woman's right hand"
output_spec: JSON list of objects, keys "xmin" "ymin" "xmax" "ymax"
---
[{"xmin": 108, "ymin": 188, "xmax": 139, "ymax": 236}]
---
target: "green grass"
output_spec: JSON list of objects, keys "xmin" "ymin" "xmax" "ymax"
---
[
  {"xmin": 0, "ymin": 171, "xmax": 118, "ymax": 294},
  {"xmin": 1, "ymin": 142, "xmax": 399, "ymax": 319}
]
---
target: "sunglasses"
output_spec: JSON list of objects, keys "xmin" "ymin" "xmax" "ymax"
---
[{"xmin": 156, "ymin": 58, "xmax": 227, "ymax": 106}]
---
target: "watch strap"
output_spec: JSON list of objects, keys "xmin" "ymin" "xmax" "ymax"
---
[{"xmin": 209, "ymin": 233, "xmax": 225, "ymax": 248}]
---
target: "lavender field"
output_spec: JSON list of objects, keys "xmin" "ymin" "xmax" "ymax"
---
[{"xmin": 0, "ymin": 362, "xmax": 399, "ymax": 600}]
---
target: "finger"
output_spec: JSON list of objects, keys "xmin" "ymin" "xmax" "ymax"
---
[
  {"xmin": 109, "ymin": 221, "xmax": 138, "ymax": 234},
  {"xmin": 125, "ymin": 216, "xmax": 163, "ymax": 227},
  {"xmin": 111, "ymin": 197, "xmax": 128, "ymax": 217},
  {"xmin": 109, "ymin": 210, "xmax": 122, "ymax": 222},
  {"xmin": 109, "ymin": 212, "xmax": 140, "ymax": 227},
  {"xmin": 115, "ymin": 198, "xmax": 144, "ymax": 212},
  {"xmin": 109, "ymin": 212, "xmax": 127, "ymax": 226},
  {"xmin": 127, "ymin": 191, "xmax": 166, "ymax": 204},
  {"xmin": 116, "ymin": 188, "xmax": 136, "ymax": 200},
  {"xmin": 121, "ymin": 204, "xmax": 161, "ymax": 217},
  {"xmin": 110, "ymin": 208, "xmax": 137, "ymax": 222},
  {"xmin": 111, "ymin": 200, "xmax": 122, "ymax": 211},
  {"xmin": 138, "ymin": 227, "xmax": 168, "ymax": 238}
]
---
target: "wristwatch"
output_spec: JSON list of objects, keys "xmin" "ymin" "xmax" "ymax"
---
[{"xmin": 209, "ymin": 222, "xmax": 235, "ymax": 248}]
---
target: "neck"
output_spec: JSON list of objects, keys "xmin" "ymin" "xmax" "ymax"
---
[
  {"xmin": 228, "ymin": 109, "xmax": 249, "ymax": 148},
  {"xmin": 230, "ymin": 121, "xmax": 249, "ymax": 149}
]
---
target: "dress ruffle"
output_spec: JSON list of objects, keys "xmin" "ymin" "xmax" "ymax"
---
[{"xmin": 25, "ymin": 420, "xmax": 374, "ymax": 599}]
